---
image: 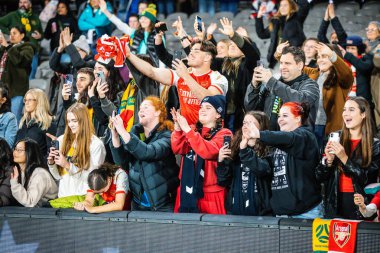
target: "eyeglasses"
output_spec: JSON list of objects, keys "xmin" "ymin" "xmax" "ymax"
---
[
  {"xmin": 14, "ymin": 148, "xmax": 25, "ymax": 152},
  {"xmin": 23, "ymin": 98, "xmax": 36, "ymax": 103},
  {"xmin": 366, "ymin": 28, "xmax": 378, "ymax": 33}
]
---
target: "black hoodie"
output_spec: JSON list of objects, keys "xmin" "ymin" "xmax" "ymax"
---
[{"xmin": 260, "ymin": 126, "xmax": 321, "ymax": 215}]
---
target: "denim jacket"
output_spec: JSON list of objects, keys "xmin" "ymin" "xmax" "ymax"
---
[{"xmin": 0, "ymin": 112, "xmax": 17, "ymax": 147}]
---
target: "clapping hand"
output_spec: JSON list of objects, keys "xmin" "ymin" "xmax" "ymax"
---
[
  {"xmin": 170, "ymin": 108, "xmax": 181, "ymax": 131},
  {"xmin": 176, "ymin": 111, "xmax": 191, "ymax": 133}
]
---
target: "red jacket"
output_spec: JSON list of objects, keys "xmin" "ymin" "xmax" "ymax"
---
[{"xmin": 171, "ymin": 127, "xmax": 233, "ymax": 193}]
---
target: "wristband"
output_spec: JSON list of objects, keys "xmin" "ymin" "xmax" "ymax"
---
[{"xmin": 180, "ymin": 36, "xmax": 189, "ymax": 42}]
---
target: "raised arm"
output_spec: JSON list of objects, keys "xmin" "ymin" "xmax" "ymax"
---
[{"xmin": 125, "ymin": 46, "xmax": 173, "ymax": 85}]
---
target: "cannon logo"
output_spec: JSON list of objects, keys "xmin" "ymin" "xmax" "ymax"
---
[{"xmin": 333, "ymin": 222, "xmax": 351, "ymax": 248}]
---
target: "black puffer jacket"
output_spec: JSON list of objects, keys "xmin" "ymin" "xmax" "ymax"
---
[
  {"xmin": 255, "ymin": 0, "xmax": 310, "ymax": 68},
  {"xmin": 110, "ymin": 124, "xmax": 179, "ymax": 210},
  {"xmin": 316, "ymin": 137, "xmax": 380, "ymax": 219}
]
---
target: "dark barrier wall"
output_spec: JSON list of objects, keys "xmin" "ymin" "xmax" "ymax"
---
[{"xmin": 0, "ymin": 207, "xmax": 379, "ymax": 253}]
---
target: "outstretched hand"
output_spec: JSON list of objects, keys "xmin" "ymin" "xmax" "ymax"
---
[{"xmin": 218, "ymin": 17, "xmax": 234, "ymax": 37}]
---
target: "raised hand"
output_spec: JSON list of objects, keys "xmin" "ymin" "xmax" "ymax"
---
[
  {"xmin": 62, "ymin": 27, "xmax": 73, "ymax": 47},
  {"xmin": 172, "ymin": 16, "xmax": 186, "ymax": 38},
  {"xmin": 172, "ymin": 59, "xmax": 189, "ymax": 79},
  {"xmin": 257, "ymin": 4, "xmax": 266, "ymax": 19},
  {"xmin": 99, "ymin": 0, "xmax": 108, "ymax": 12},
  {"xmin": 96, "ymin": 81, "xmax": 109, "ymax": 99},
  {"xmin": 219, "ymin": 17, "xmax": 234, "ymax": 37},
  {"xmin": 193, "ymin": 19, "xmax": 205, "ymax": 40},
  {"xmin": 276, "ymin": 41, "xmax": 289, "ymax": 55},
  {"xmin": 327, "ymin": 3, "xmax": 336, "ymax": 19},
  {"xmin": 176, "ymin": 113, "xmax": 191, "ymax": 133},
  {"xmin": 88, "ymin": 78, "xmax": 99, "ymax": 98},
  {"xmin": 62, "ymin": 83, "xmax": 72, "ymax": 101},
  {"xmin": 206, "ymin": 23, "xmax": 217, "ymax": 36},
  {"xmin": 314, "ymin": 42, "xmax": 334, "ymax": 59}
]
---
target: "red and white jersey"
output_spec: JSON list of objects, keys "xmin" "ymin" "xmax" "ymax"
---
[{"xmin": 169, "ymin": 68, "xmax": 228, "ymax": 125}]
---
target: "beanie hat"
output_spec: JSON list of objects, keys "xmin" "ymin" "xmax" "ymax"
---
[
  {"xmin": 140, "ymin": 3, "xmax": 157, "ymax": 23},
  {"xmin": 73, "ymin": 35, "xmax": 90, "ymax": 55},
  {"xmin": 201, "ymin": 95, "xmax": 226, "ymax": 119},
  {"xmin": 345, "ymin": 35, "xmax": 364, "ymax": 47}
]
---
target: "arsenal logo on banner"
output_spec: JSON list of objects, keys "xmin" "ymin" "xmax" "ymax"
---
[
  {"xmin": 328, "ymin": 219, "xmax": 361, "ymax": 253},
  {"xmin": 333, "ymin": 222, "xmax": 351, "ymax": 248}
]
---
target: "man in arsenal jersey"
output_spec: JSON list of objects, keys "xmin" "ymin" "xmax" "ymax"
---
[{"xmin": 124, "ymin": 41, "xmax": 228, "ymax": 125}]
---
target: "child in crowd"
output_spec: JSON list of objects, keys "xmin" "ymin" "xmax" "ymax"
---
[{"xmin": 74, "ymin": 163, "xmax": 129, "ymax": 213}]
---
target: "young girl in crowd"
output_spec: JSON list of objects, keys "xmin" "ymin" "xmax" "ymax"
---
[
  {"xmin": 16, "ymin": 89, "xmax": 55, "ymax": 158},
  {"xmin": 10, "ymin": 139, "xmax": 58, "ymax": 207},
  {"xmin": 0, "ymin": 138, "xmax": 16, "ymax": 206},
  {"xmin": 316, "ymin": 97, "xmax": 380, "ymax": 219},
  {"xmin": 110, "ymin": 96, "xmax": 179, "ymax": 211},
  {"xmin": 48, "ymin": 103, "xmax": 106, "ymax": 197},
  {"xmin": 246, "ymin": 102, "xmax": 322, "ymax": 218},
  {"xmin": 302, "ymin": 38, "xmax": 319, "ymax": 68},
  {"xmin": 171, "ymin": 95, "xmax": 233, "ymax": 214},
  {"xmin": 217, "ymin": 111, "xmax": 272, "ymax": 216},
  {"xmin": 74, "ymin": 163, "xmax": 129, "ymax": 213},
  {"xmin": 0, "ymin": 86, "xmax": 17, "ymax": 147}
]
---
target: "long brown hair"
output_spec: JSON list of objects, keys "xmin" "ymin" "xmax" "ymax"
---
[
  {"xmin": 230, "ymin": 111, "xmax": 270, "ymax": 159},
  {"xmin": 341, "ymin": 97, "xmax": 375, "ymax": 167},
  {"xmin": 62, "ymin": 103, "xmax": 94, "ymax": 171},
  {"xmin": 273, "ymin": 0, "xmax": 298, "ymax": 20},
  {"xmin": 143, "ymin": 96, "xmax": 173, "ymax": 132}
]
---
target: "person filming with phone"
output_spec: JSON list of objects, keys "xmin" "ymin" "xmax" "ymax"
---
[
  {"xmin": 245, "ymin": 46, "xmax": 319, "ymax": 131},
  {"xmin": 47, "ymin": 103, "xmax": 106, "ymax": 198},
  {"xmin": 316, "ymin": 97, "xmax": 380, "ymax": 220},
  {"xmin": 216, "ymin": 111, "xmax": 272, "ymax": 216}
]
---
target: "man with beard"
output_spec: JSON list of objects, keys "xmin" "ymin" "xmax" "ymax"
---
[
  {"xmin": 245, "ymin": 46, "xmax": 319, "ymax": 130},
  {"xmin": 0, "ymin": 0, "xmax": 43, "ymax": 78}
]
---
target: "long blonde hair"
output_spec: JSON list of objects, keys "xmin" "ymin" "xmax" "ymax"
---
[
  {"xmin": 62, "ymin": 103, "xmax": 94, "ymax": 171},
  {"xmin": 19, "ymin": 89, "xmax": 53, "ymax": 130}
]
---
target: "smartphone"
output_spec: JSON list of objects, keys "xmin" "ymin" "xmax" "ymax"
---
[
  {"xmin": 257, "ymin": 60, "xmax": 264, "ymax": 68},
  {"xmin": 97, "ymin": 72, "xmax": 106, "ymax": 83},
  {"xmin": 174, "ymin": 50, "xmax": 183, "ymax": 61},
  {"xmin": 51, "ymin": 140, "xmax": 59, "ymax": 151},
  {"xmin": 328, "ymin": 132, "xmax": 340, "ymax": 154},
  {"xmin": 65, "ymin": 74, "xmax": 73, "ymax": 88},
  {"xmin": 196, "ymin": 16, "xmax": 202, "ymax": 32},
  {"xmin": 223, "ymin": 136, "xmax": 232, "ymax": 148},
  {"xmin": 155, "ymin": 23, "xmax": 168, "ymax": 33}
]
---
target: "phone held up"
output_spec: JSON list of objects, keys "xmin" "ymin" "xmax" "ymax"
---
[
  {"xmin": 223, "ymin": 136, "xmax": 232, "ymax": 149},
  {"xmin": 97, "ymin": 72, "xmax": 106, "ymax": 83},
  {"xmin": 51, "ymin": 140, "xmax": 59, "ymax": 151},
  {"xmin": 174, "ymin": 50, "xmax": 183, "ymax": 61},
  {"xmin": 155, "ymin": 23, "xmax": 168, "ymax": 33},
  {"xmin": 328, "ymin": 132, "xmax": 340, "ymax": 154},
  {"xmin": 196, "ymin": 16, "xmax": 202, "ymax": 32},
  {"xmin": 65, "ymin": 74, "xmax": 74, "ymax": 88}
]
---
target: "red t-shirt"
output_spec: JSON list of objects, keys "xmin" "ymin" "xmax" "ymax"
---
[
  {"xmin": 339, "ymin": 139, "xmax": 361, "ymax": 193},
  {"xmin": 169, "ymin": 69, "xmax": 228, "ymax": 125}
]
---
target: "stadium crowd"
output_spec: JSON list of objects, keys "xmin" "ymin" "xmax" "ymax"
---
[{"xmin": 0, "ymin": 0, "xmax": 379, "ymax": 221}]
